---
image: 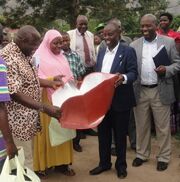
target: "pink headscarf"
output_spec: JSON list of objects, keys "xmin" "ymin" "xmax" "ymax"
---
[{"xmin": 34, "ymin": 29, "xmax": 73, "ymax": 98}]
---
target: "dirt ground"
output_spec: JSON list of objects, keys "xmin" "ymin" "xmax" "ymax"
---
[{"xmin": 44, "ymin": 136, "xmax": 180, "ymax": 182}]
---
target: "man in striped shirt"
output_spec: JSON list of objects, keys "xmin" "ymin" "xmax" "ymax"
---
[{"xmin": 0, "ymin": 57, "xmax": 17, "ymax": 171}]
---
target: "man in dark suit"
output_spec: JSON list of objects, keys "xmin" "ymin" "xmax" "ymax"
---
[{"xmin": 89, "ymin": 22, "xmax": 138, "ymax": 178}]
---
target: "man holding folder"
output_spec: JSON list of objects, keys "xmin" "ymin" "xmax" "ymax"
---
[{"xmin": 130, "ymin": 14, "xmax": 180, "ymax": 171}]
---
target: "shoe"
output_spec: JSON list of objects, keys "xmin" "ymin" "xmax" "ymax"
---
[
  {"xmin": 84, "ymin": 129, "xmax": 98, "ymax": 136},
  {"xmin": 89, "ymin": 166, "xmax": 111, "ymax": 175},
  {"xmin": 117, "ymin": 168, "xmax": 127, "ymax": 179},
  {"xmin": 132, "ymin": 158, "xmax": 147, "ymax": 167},
  {"xmin": 157, "ymin": 161, "xmax": 168, "ymax": 171},
  {"xmin": 73, "ymin": 144, "xmax": 82, "ymax": 152},
  {"xmin": 111, "ymin": 147, "xmax": 116, "ymax": 156},
  {"xmin": 35, "ymin": 171, "xmax": 48, "ymax": 179},
  {"xmin": 55, "ymin": 165, "xmax": 76, "ymax": 176}
]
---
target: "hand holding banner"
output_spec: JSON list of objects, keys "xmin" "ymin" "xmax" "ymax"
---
[{"xmin": 52, "ymin": 72, "xmax": 118, "ymax": 129}]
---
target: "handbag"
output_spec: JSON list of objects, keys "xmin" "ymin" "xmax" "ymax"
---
[
  {"xmin": 0, "ymin": 156, "xmax": 40, "ymax": 182},
  {"xmin": 49, "ymin": 117, "xmax": 76, "ymax": 146}
]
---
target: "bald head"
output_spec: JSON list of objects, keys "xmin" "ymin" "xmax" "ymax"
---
[
  {"xmin": 15, "ymin": 25, "xmax": 40, "ymax": 43},
  {"xmin": 108, "ymin": 18, "xmax": 122, "ymax": 29},
  {"xmin": 103, "ymin": 22, "xmax": 120, "ymax": 50},
  {"xmin": 76, "ymin": 15, "xmax": 88, "ymax": 34},
  {"xmin": 140, "ymin": 14, "xmax": 157, "ymax": 41},
  {"xmin": 108, "ymin": 18, "xmax": 122, "ymax": 37},
  {"xmin": 141, "ymin": 14, "xmax": 157, "ymax": 25},
  {"xmin": 76, "ymin": 15, "xmax": 88, "ymax": 24},
  {"xmin": 15, "ymin": 25, "xmax": 41, "ymax": 56},
  {"xmin": 104, "ymin": 22, "xmax": 120, "ymax": 32}
]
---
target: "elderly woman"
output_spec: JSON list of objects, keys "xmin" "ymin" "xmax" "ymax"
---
[{"xmin": 33, "ymin": 29, "xmax": 75, "ymax": 177}]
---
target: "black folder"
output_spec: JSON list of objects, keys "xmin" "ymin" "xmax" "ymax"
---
[{"xmin": 153, "ymin": 46, "xmax": 171, "ymax": 68}]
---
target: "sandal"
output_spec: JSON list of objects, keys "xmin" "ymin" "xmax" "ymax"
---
[
  {"xmin": 55, "ymin": 165, "xmax": 76, "ymax": 176},
  {"xmin": 35, "ymin": 171, "xmax": 48, "ymax": 179},
  {"xmin": 61, "ymin": 167, "xmax": 75, "ymax": 176}
]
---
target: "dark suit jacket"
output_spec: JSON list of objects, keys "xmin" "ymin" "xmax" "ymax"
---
[{"xmin": 96, "ymin": 43, "xmax": 138, "ymax": 112}]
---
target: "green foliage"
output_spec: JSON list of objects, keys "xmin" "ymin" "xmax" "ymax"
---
[
  {"xmin": 0, "ymin": 0, "xmax": 6, "ymax": 6},
  {"xmin": 1, "ymin": 0, "xmax": 168, "ymax": 36},
  {"xmin": 0, "ymin": 15, "xmax": 6, "ymax": 25},
  {"xmin": 47, "ymin": 19, "xmax": 70, "ymax": 33},
  {"xmin": 171, "ymin": 15, "xmax": 180, "ymax": 31}
]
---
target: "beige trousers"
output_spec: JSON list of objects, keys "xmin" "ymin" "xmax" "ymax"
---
[
  {"xmin": 13, "ymin": 138, "xmax": 33, "ymax": 170},
  {"xmin": 134, "ymin": 87, "xmax": 171, "ymax": 163}
]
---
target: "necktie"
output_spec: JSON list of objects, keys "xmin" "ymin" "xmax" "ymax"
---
[{"xmin": 82, "ymin": 33, "xmax": 91, "ymax": 64}]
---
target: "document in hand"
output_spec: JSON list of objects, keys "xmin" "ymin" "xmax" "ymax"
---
[
  {"xmin": 153, "ymin": 45, "xmax": 171, "ymax": 68},
  {"xmin": 52, "ymin": 72, "xmax": 118, "ymax": 129}
]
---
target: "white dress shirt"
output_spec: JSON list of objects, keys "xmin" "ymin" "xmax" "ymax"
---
[
  {"xmin": 101, "ymin": 43, "xmax": 127, "ymax": 84},
  {"xmin": 75, "ymin": 29, "xmax": 94, "ymax": 67},
  {"xmin": 141, "ymin": 37, "xmax": 158, "ymax": 85}
]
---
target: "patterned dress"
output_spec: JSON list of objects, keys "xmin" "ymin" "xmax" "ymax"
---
[{"xmin": 0, "ymin": 42, "xmax": 41, "ymax": 141}]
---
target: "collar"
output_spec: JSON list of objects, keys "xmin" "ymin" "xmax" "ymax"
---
[
  {"xmin": 11, "ymin": 42, "xmax": 31, "ymax": 59},
  {"xmin": 63, "ymin": 49, "xmax": 76, "ymax": 56},
  {"xmin": 76, "ymin": 29, "xmax": 88, "ymax": 36},
  {"xmin": 106, "ymin": 42, "xmax": 120, "ymax": 54},
  {"xmin": 120, "ymin": 37, "xmax": 126, "ymax": 43},
  {"xmin": 143, "ymin": 35, "xmax": 158, "ymax": 44}
]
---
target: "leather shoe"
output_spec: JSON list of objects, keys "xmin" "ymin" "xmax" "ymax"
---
[
  {"xmin": 157, "ymin": 161, "xmax": 168, "ymax": 171},
  {"xmin": 117, "ymin": 168, "xmax": 127, "ymax": 179},
  {"xmin": 89, "ymin": 166, "xmax": 111, "ymax": 175},
  {"xmin": 73, "ymin": 144, "xmax": 82, "ymax": 152},
  {"xmin": 132, "ymin": 158, "xmax": 147, "ymax": 167}
]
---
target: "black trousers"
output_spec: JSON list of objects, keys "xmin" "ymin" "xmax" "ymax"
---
[
  {"xmin": 73, "ymin": 129, "xmax": 81, "ymax": 145},
  {"xmin": 98, "ymin": 109, "xmax": 130, "ymax": 170}
]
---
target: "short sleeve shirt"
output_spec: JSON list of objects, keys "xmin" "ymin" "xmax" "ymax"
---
[
  {"xmin": 63, "ymin": 50, "xmax": 86, "ymax": 80},
  {"xmin": 0, "ymin": 42, "xmax": 41, "ymax": 141},
  {"xmin": 0, "ymin": 57, "xmax": 11, "ymax": 161}
]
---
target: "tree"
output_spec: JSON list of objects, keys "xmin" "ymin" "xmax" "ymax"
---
[
  {"xmin": 171, "ymin": 15, "xmax": 180, "ymax": 31},
  {"xmin": 1, "ymin": 0, "xmax": 168, "ymax": 35}
]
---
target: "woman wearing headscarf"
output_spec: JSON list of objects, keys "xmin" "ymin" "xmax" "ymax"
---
[{"xmin": 33, "ymin": 29, "xmax": 75, "ymax": 177}]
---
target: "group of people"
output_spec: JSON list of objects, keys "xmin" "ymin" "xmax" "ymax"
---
[{"xmin": 0, "ymin": 11, "xmax": 179, "ymax": 181}]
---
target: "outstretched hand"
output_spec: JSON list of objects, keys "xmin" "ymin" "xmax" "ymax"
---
[
  {"xmin": 54, "ymin": 75, "xmax": 65, "ymax": 82},
  {"xmin": 50, "ymin": 80, "xmax": 64, "ymax": 90},
  {"xmin": 44, "ymin": 104, "xmax": 62, "ymax": 120},
  {"xmin": 51, "ymin": 75, "xmax": 65, "ymax": 89}
]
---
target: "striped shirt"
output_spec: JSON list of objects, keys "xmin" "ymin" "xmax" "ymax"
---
[
  {"xmin": 0, "ymin": 57, "xmax": 11, "ymax": 161},
  {"xmin": 63, "ymin": 50, "xmax": 86, "ymax": 80}
]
